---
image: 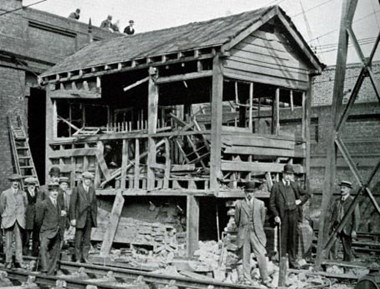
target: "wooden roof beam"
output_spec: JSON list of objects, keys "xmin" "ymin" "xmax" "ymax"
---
[{"xmin": 41, "ymin": 51, "xmax": 217, "ymax": 85}]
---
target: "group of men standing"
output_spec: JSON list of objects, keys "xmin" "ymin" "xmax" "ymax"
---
[
  {"xmin": 0, "ymin": 167, "xmax": 98, "ymax": 275},
  {"xmin": 234, "ymin": 164, "xmax": 360, "ymax": 287}
]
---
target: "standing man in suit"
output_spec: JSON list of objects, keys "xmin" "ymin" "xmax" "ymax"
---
[
  {"xmin": 36, "ymin": 181, "xmax": 66, "ymax": 275},
  {"xmin": 330, "ymin": 180, "xmax": 360, "ymax": 261},
  {"xmin": 23, "ymin": 177, "xmax": 42, "ymax": 256},
  {"xmin": 269, "ymin": 164, "xmax": 310, "ymax": 268},
  {"xmin": 0, "ymin": 174, "xmax": 28, "ymax": 269},
  {"xmin": 235, "ymin": 181, "xmax": 272, "ymax": 287},
  {"xmin": 70, "ymin": 171, "xmax": 98, "ymax": 263}
]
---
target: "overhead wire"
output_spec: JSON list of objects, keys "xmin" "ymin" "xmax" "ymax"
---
[
  {"xmin": 0, "ymin": 0, "xmax": 48, "ymax": 17},
  {"xmin": 291, "ymin": 0, "xmax": 335, "ymax": 18},
  {"xmin": 309, "ymin": 9, "xmax": 380, "ymax": 42}
]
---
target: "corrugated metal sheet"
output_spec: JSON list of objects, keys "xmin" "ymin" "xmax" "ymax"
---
[{"xmin": 42, "ymin": 7, "xmax": 271, "ymax": 76}]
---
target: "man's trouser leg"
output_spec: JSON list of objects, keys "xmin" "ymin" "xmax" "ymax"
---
[
  {"xmin": 287, "ymin": 210, "xmax": 298, "ymax": 267},
  {"xmin": 341, "ymin": 234, "xmax": 353, "ymax": 261},
  {"xmin": 47, "ymin": 233, "xmax": 61, "ymax": 275},
  {"xmin": 250, "ymin": 231, "xmax": 269, "ymax": 282},
  {"xmin": 14, "ymin": 222, "xmax": 23, "ymax": 263},
  {"xmin": 241, "ymin": 233, "xmax": 252, "ymax": 283},
  {"xmin": 81, "ymin": 214, "xmax": 93, "ymax": 261},
  {"xmin": 31, "ymin": 226, "xmax": 40, "ymax": 257},
  {"xmin": 5, "ymin": 225, "xmax": 14, "ymax": 263},
  {"xmin": 280, "ymin": 214, "xmax": 288, "ymax": 258},
  {"xmin": 40, "ymin": 235, "xmax": 50, "ymax": 272},
  {"xmin": 74, "ymin": 228, "xmax": 84, "ymax": 262}
]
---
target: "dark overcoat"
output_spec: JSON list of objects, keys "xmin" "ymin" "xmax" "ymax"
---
[{"xmin": 69, "ymin": 184, "xmax": 97, "ymax": 229}]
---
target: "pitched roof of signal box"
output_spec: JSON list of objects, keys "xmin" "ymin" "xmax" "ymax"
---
[{"xmin": 41, "ymin": 6, "xmax": 323, "ymax": 79}]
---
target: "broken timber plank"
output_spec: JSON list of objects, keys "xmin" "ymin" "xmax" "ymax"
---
[
  {"xmin": 99, "ymin": 190, "xmax": 125, "ymax": 257},
  {"xmin": 221, "ymin": 161, "xmax": 304, "ymax": 173},
  {"xmin": 95, "ymin": 141, "xmax": 111, "ymax": 180},
  {"xmin": 100, "ymin": 139, "xmax": 165, "ymax": 188}
]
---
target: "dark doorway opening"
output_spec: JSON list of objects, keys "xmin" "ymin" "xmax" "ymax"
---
[
  {"xmin": 199, "ymin": 198, "xmax": 229, "ymax": 241},
  {"xmin": 28, "ymin": 88, "xmax": 46, "ymax": 185}
]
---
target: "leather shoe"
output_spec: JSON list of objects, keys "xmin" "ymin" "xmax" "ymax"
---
[
  {"xmin": 81, "ymin": 258, "xmax": 89, "ymax": 263},
  {"xmin": 5, "ymin": 262, "xmax": 12, "ymax": 269}
]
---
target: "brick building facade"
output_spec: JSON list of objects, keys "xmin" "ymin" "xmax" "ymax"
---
[{"xmin": 0, "ymin": 0, "xmax": 119, "ymax": 189}]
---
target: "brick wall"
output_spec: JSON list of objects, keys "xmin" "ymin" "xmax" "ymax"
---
[
  {"xmin": 0, "ymin": 66, "xmax": 26, "ymax": 191},
  {"xmin": 312, "ymin": 62, "xmax": 380, "ymax": 106},
  {"xmin": 0, "ymin": 0, "xmax": 120, "ymax": 191}
]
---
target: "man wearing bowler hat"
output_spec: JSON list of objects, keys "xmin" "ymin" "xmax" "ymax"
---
[
  {"xmin": 235, "ymin": 180, "xmax": 272, "ymax": 287},
  {"xmin": 23, "ymin": 177, "xmax": 43, "ymax": 256},
  {"xmin": 330, "ymin": 180, "xmax": 360, "ymax": 261},
  {"xmin": 70, "ymin": 171, "xmax": 98, "ymax": 263},
  {"xmin": 0, "ymin": 173, "xmax": 28, "ymax": 269},
  {"xmin": 269, "ymin": 164, "xmax": 310, "ymax": 268}
]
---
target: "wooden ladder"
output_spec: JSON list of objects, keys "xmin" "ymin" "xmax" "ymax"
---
[{"xmin": 8, "ymin": 115, "xmax": 40, "ymax": 189}]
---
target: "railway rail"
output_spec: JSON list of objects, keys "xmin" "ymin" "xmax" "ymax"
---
[{"xmin": 0, "ymin": 259, "xmax": 257, "ymax": 289}]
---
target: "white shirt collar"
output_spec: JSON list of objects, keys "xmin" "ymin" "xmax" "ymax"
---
[{"xmin": 341, "ymin": 194, "xmax": 349, "ymax": 201}]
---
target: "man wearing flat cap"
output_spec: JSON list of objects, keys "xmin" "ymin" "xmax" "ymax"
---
[
  {"xmin": 36, "ymin": 181, "xmax": 65, "ymax": 275},
  {"xmin": 23, "ymin": 177, "xmax": 43, "ymax": 256},
  {"xmin": 70, "ymin": 171, "xmax": 98, "ymax": 263},
  {"xmin": 0, "ymin": 174, "xmax": 28, "ymax": 269},
  {"xmin": 235, "ymin": 180, "xmax": 272, "ymax": 287},
  {"xmin": 269, "ymin": 164, "xmax": 310, "ymax": 268},
  {"xmin": 330, "ymin": 180, "xmax": 360, "ymax": 261}
]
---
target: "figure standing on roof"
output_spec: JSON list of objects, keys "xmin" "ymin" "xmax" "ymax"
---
[
  {"xmin": 112, "ymin": 20, "xmax": 120, "ymax": 32},
  {"xmin": 68, "ymin": 8, "xmax": 80, "ymax": 20},
  {"xmin": 123, "ymin": 20, "xmax": 135, "ymax": 35},
  {"xmin": 0, "ymin": 174, "xmax": 28, "ymax": 269},
  {"xmin": 23, "ymin": 177, "xmax": 43, "ymax": 257},
  {"xmin": 100, "ymin": 15, "xmax": 113, "ymax": 31}
]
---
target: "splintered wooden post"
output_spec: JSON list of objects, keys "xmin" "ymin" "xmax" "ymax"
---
[
  {"xmin": 147, "ymin": 67, "xmax": 158, "ymax": 190},
  {"xmin": 187, "ymin": 195, "xmax": 199, "ymax": 257},
  {"xmin": 210, "ymin": 54, "xmax": 223, "ymax": 191},
  {"xmin": 100, "ymin": 190, "xmax": 125, "ymax": 257},
  {"xmin": 278, "ymin": 255, "xmax": 288, "ymax": 288},
  {"xmin": 120, "ymin": 139, "xmax": 129, "ymax": 190}
]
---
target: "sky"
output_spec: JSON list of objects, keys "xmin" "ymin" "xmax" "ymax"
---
[{"xmin": 23, "ymin": 0, "xmax": 380, "ymax": 66}]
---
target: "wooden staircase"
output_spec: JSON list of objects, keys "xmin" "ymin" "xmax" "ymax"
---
[{"xmin": 8, "ymin": 115, "xmax": 40, "ymax": 189}]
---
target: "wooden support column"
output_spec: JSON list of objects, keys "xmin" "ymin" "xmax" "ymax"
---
[
  {"xmin": 147, "ymin": 67, "xmax": 159, "ymax": 190},
  {"xmin": 45, "ymin": 89, "xmax": 55, "ymax": 182},
  {"xmin": 248, "ymin": 83, "xmax": 253, "ymax": 132},
  {"xmin": 120, "ymin": 139, "xmax": 129, "ymax": 189},
  {"xmin": 134, "ymin": 138, "xmax": 140, "ymax": 189},
  {"xmin": 304, "ymin": 85, "xmax": 312, "ymax": 190},
  {"xmin": 273, "ymin": 88, "xmax": 280, "ymax": 135},
  {"xmin": 186, "ymin": 195, "xmax": 199, "ymax": 257},
  {"xmin": 100, "ymin": 190, "xmax": 125, "ymax": 257},
  {"xmin": 210, "ymin": 54, "xmax": 223, "ymax": 191},
  {"xmin": 315, "ymin": 0, "xmax": 353, "ymax": 268}
]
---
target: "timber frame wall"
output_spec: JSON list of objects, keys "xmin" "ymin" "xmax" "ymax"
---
[{"xmin": 40, "ymin": 6, "xmax": 323, "ymax": 255}]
